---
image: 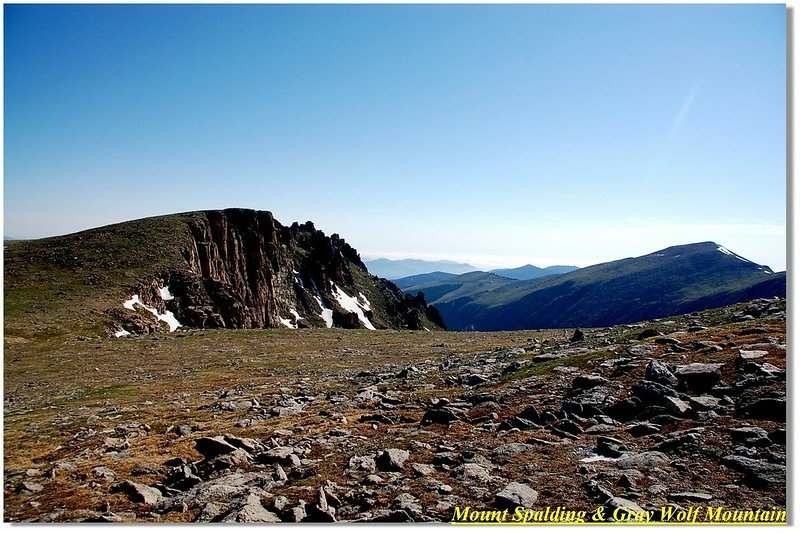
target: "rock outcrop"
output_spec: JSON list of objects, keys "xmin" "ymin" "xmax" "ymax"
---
[{"xmin": 116, "ymin": 209, "xmax": 444, "ymax": 334}]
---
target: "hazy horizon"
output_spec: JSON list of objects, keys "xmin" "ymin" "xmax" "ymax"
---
[{"xmin": 5, "ymin": 5, "xmax": 786, "ymax": 271}]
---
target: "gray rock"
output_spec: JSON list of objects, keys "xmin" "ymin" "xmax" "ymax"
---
[
  {"xmin": 605, "ymin": 497, "xmax": 646, "ymax": 516},
  {"xmin": 627, "ymin": 345, "xmax": 658, "ymax": 357},
  {"xmin": 664, "ymin": 397, "xmax": 692, "ymax": 416},
  {"xmin": 617, "ymin": 452, "xmax": 669, "ymax": 469},
  {"xmin": 287, "ymin": 501, "xmax": 307, "ymax": 522},
  {"xmin": 362, "ymin": 474, "xmax": 384, "ymax": 486},
  {"xmin": 92, "ymin": 466, "xmax": 116, "ymax": 481},
  {"xmin": 668, "ymin": 492, "xmax": 713, "ymax": 502},
  {"xmin": 17, "ymin": 480, "xmax": 44, "ymax": 494},
  {"xmin": 637, "ymin": 328, "xmax": 661, "ymax": 340},
  {"xmin": 452, "ymin": 463, "xmax": 491, "ymax": 483},
  {"xmin": 722, "ymin": 455, "xmax": 785, "ymax": 486},
  {"xmin": 626, "ymin": 423, "xmax": 661, "ymax": 438},
  {"xmin": 597, "ymin": 436, "xmax": 627, "ymax": 458},
  {"xmin": 260, "ymin": 446, "xmax": 295, "ymax": 463},
  {"xmin": 376, "ymin": 449, "xmax": 409, "ymax": 472},
  {"xmin": 411, "ymin": 463, "xmax": 435, "ymax": 477},
  {"xmin": 517, "ymin": 405, "xmax": 541, "ymax": 422},
  {"xmin": 586, "ymin": 424, "xmax": 616, "ymax": 434},
  {"xmin": 223, "ymin": 434, "xmax": 265, "ymax": 455},
  {"xmin": 572, "ymin": 374, "xmax": 607, "ymax": 390},
  {"xmin": 492, "ymin": 442, "xmax": 535, "ymax": 461},
  {"xmin": 461, "ymin": 374, "xmax": 490, "ymax": 387},
  {"xmin": 730, "ymin": 426, "xmax": 769, "ymax": 442},
  {"xmin": 496, "ymin": 482, "xmax": 538, "ymax": 509},
  {"xmin": 348, "ymin": 455, "xmax": 376, "ymax": 473},
  {"xmin": 195, "ymin": 436, "xmax": 238, "ymax": 458},
  {"xmin": 739, "ymin": 395, "xmax": 786, "ymax": 422},
  {"xmin": 631, "ymin": 380, "xmax": 678, "ymax": 405},
  {"xmin": 689, "ymin": 395, "xmax": 720, "ymax": 411},
  {"xmin": 112, "ymin": 480, "xmax": 162, "ymax": 505},
  {"xmin": 645, "ymin": 360, "xmax": 679, "ymax": 387},
  {"xmin": 655, "ymin": 432, "xmax": 701, "ymax": 452},
  {"xmin": 674, "ymin": 363, "xmax": 723, "ymax": 392},
  {"xmin": 738, "ymin": 349, "xmax": 768, "ymax": 362},
  {"xmin": 220, "ymin": 494, "xmax": 281, "ymax": 523},
  {"xmin": 421, "ymin": 408, "xmax": 463, "ymax": 425}
]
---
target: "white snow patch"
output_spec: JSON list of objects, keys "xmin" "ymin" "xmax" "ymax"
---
[
  {"xmin": 159, "ymin": 285, "xmax": 175, "ymax": 300},
  {"xmin": 717, "ymin": 245, "xmax": 752, "ymax": 263},
  {"xmin": 333, "ymin": 285, "xmax": 375, "ymax": 330},
  {"xmin": 279, "ymin": 317, "xmax": 297, "ymax": 329},
  {"xmin": 114, "ymin": 329, "xmax": 131, "ymax": 338},
  {"xmin": 279, "ymin": 309, "xmax": 303, "ymax": 329},
  {"xmin": 358, "ymin": 292, "xmax": 372, "ymax": 311},
  {"xmin": 122, "ymin": 294, "xmax": 182, "ymax": 332},
  {"xmin": 123, "ymin": 295, "xmax": 140, "ymax": 310},
  {"xmin": 580, "ymin": 454, "xmax": 622, "ymax": 463},
  {"xmin": 717, "ymin": 245, "xmax": 734, "ymax": 256},
  {"xmin": 314, "ymin": 295, "xmax": 334, "ymax": 328}
]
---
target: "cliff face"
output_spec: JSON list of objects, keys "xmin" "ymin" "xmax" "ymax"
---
[{"xmin": 116, "ymin": 209, "xmax": 444, "ymax": 334}]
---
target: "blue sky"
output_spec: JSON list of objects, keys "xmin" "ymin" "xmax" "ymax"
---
[{"xmin": 4, "ymin": 4, "xmax": 786, "ymax": 270}]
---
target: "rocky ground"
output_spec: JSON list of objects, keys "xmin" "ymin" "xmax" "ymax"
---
[{"xmin": 3, "ymin": 298, "xmax": 786, "ymax": 522}]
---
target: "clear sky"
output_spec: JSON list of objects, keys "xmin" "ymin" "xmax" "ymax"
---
[{"xmin": 4, "ymin": 4, "xmax": 787, "ymax": 271}]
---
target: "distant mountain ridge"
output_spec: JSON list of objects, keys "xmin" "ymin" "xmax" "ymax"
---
[
  {"xmin": 364, "ymin": 258, "xmax": 478, "ymax": 279},
  {"xmin": 400, "ymin": 242, "xmax": 785, "ymax": 331},
  {"xmin": 367, "ymin": 258, "xmax": 579, "ymax": 281},
  {"xmin": 489, "ymin": 264, "xmax": 578, "ymax": 280}
]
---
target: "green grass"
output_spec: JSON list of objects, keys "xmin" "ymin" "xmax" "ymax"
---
[{"xmin": 499, "ymin": 349, "xmax": 617, "ymax": 382}]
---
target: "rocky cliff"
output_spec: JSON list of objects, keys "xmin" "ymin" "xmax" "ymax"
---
[{"xmin": 104, "ymin": 209, "xmax": 444, "ymax": 335}]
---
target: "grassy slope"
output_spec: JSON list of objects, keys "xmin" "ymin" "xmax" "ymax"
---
[{"xmin": 5, "ymin": 214, "xmax": 198, "ymax": 339}]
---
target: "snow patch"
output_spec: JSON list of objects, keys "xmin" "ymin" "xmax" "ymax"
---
[
  {"xmin": 314, "ymin": 295, "xmax": 334, "ymax": 328},
  {"xmin": 279, "ymin": 317, "xmax": 297, "ymax": 329},
  {"xmin": 279, "ymin": 309, "xmax": 303, "ymax": 329},
  {"xmin": 580, "ymin": 454, "xmax": 622, "ymax": 463},
  {"xmin": 333, "ymin": 285, "xmax": 375, "ymax": 330},
  {"xmin": 717, "ymin": 245, "xmax": 752, "ymax": 263},
  {"xmin": 358, "ymin": 292, "xmax": 372, "ymax": 311},
  {"xmin": 122, "ymin": 294, "xmax": 182, "ymax": 332},
  {"xmin": 159, "ymin": 285, "xmax": 175, "ymax": 300},
  {"xmin": 114, "ymin": 329, "xmax": 131, "ymax": 338}
]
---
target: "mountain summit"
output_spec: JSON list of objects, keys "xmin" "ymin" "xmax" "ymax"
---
[
  {"xmin": 402, "ymin": 241, "xmax": 785, "ymax": 331},
  {"xmin": 5, "ymin": 209, "xmax": 444, "ymax": 337}
]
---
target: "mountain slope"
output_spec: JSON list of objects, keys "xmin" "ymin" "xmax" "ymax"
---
[
  {"xmin": 364, "ymin": 258, "xmax": 478, "ymax": 280},
  {"xmin": 4, "ymin": 209, "xmax": 444, "ymax": 338},
  {"xmin": 489, "ymin": 264, "xmax": 578, "ymax": 280},
  {"xmin": 405, "ymin": 242, "xmax": 785, "ymax": 331}
]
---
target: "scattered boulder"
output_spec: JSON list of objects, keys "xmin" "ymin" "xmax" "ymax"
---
[
  {"xmin": 644, "ymin": 360, "xmax": 679, "ymax": 387},
  {"xmin": 668, "ymin": 492, "xmax": 713, "ymax": 503},
  {"xmin": 195, "ymin": 436, "xmax": 238, "ymax": 459},
  {"xmin": 496, "ymin": 482, "xmax": 538, "ymax": 509},
  {"xmin": 376, "ymin": 449, "xmax": 409, "ymax": 472},
  {"xmin": 452, "ymin": 463, "xmax": 491, "ymax": 483},
  {"xmin": 722, "ymin": 455, "xmax": 785, "ymax": 486},
  {"xmin": 605, "ymin": 497, "xmax": 646, "ymax": 516},
  {"xmin": 572, "ymin": 374, "xmax": 608, "ymax": 390},
  {"xmin": 674, "ymin": 363, "xmax": 723, "ymax": 392},
  {"xmin": 111, "ymin": 480, "xmax": 163, "ymax": 505},
  {"xmin": 348, "ymin": 455, "xmax": 376, "ymax": 473}
]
